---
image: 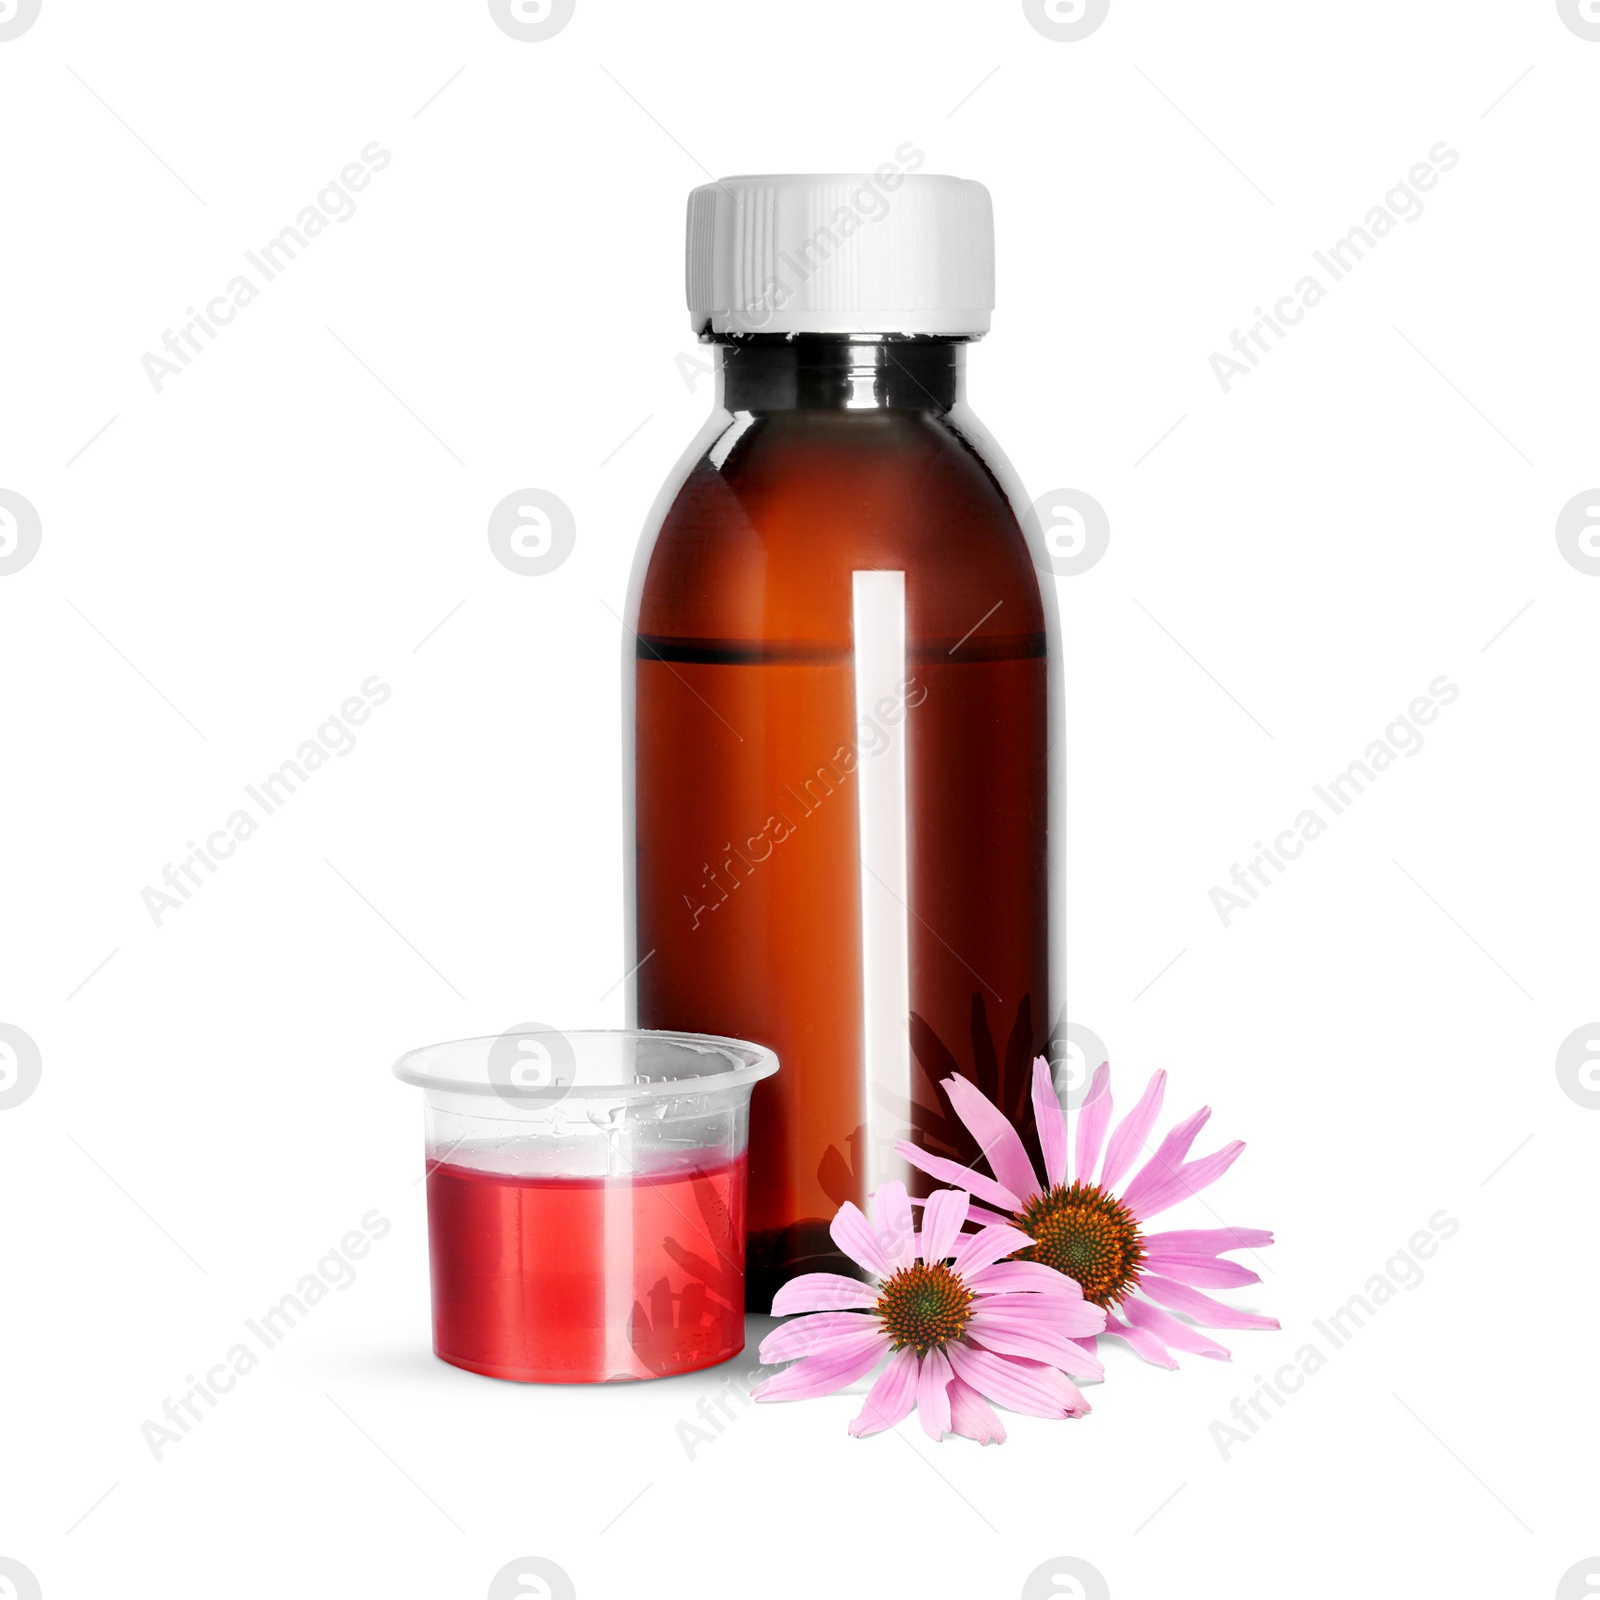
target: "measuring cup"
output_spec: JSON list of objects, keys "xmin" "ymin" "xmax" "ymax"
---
[{"xmin": 393, "ymin": 1027, "xmax": 778, "ymax": 1382}]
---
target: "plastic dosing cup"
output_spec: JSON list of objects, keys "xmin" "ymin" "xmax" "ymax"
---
[{"xmin": 393, "ymin": 1028, "xmax": 778, "ymax": 1383}]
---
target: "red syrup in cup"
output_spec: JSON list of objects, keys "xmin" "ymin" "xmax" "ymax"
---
[{"xmin": 426, "ymin": 1149, "xmax": 748, "ymax": 1382}]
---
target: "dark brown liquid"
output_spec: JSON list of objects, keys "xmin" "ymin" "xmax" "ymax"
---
[{"xmin": 631, "ymin": 376, "xmax": 1053, "ymax": 1307}]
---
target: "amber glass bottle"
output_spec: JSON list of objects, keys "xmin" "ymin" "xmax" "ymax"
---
[{"xmin": 626, "ymin": 175, "xmax": 1062, "ymax": 1306}]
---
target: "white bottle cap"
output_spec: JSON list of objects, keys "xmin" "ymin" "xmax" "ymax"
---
[{"xmin": 686, "ymin": 173, "xmax": 994, "ymax": 338}]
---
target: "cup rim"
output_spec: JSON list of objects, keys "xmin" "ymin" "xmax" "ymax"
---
[{"xmin": 391, "ymin": 1027, "xmax": 779, "ymax": 1101}]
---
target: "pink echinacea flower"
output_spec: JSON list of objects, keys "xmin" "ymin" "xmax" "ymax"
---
[
  {"xmin": 896, "ymin": 1058, "xmax": 1278, "ymax": 1368},
  {"xmin": 753, "ymin": 1181, "xmax": 1106, "ymax": 1442}
]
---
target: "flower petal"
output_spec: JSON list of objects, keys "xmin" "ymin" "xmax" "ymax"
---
[
  {"xmin": 830, "ymin": 1200, "xmax": 894, "ymax": 1279},
  {"xmin": 969, "ymin": 1284, "xmax": 1107, "ymax": 1341},
  {"xmin": 942, "ymin": 1074, "xmax": 1044, "ymax": 1204},
  {"xmin": 950, "ymin": 1223, "xmax": 1033, "ymax": 1278},
  {"xmin": 965, "ymin": 1311, "xmax": 1106, "ymax": 1379},
  {"xmin": 908, "ymin": 1193, "xmax": 1010, "ymax": 1226},
  {"xmin": 1030, "ymin": 1055, "xmax": 1069, "ymax": 1189},
  {"xmin": 847, "ymin": 1346, "xmax": 919, "ymax": 1437},
  {"xmin": 1098, "ymin": 1069, "xmax": 1167, "ymax": 1191},
  {"xmin": 947, "ymin": 1343, "xmax": 1089, "ymax": 1418},
  {"xmin": 967, "ymin": 1259, "xmax": 1093, "ymax": 1299},
  {"xmin": 758, "ymin": 1312, "xmax": 878, "ymax": 1364},
  {"xmin": 1073, "ymin": 1063, "xmax": 1112, "ymax": 1184},
  {"xmin": 1143, "ymin": 1226, "xmax": 1274, "ymax": 1255},
  {"xmin": 872, "ymin": 1181, "xmax": 917, "ymax": 1272},
  {"xmin": 1141, "ymin": 1250, "xmax": 1261, "ymax": 1289},
  {"xmin": 1100, "ymin": 1309, "xmax": 1179, "ymax": 1369},
  {"xmin": 752, "ymin": 1327, "xmax": 888, "ymax": 1402},
  {"xmin": 1138, "ymin": 1273, "xmax": 1279, "ymax": 1331},
  {"xmin": 1123, "ymin": 1141, "xmax": 1246, "ymax": 1221},
  {"xmin": 946, "ymin": 1376, "xmax": 1006, "ymax": 1444},
  {"xmin": 916, "ymin": 1346, "xmax": 953, "ymax": 1441},
  {"xmin": 771, "ymin": 1272, "xmax": 879, "ymax": 1315},
  {"xmin": 894, "ymin": 1142, "xmax": 1023, "ymax": 1214},
  {"xmin": 1118, "ymin": 1105, "xmax": 1211, "ymax": 1213},
  {"xmin": 918, "ymin": 1189, "xmax": 969, "ymax": 1266},
  {"xmin": 1121, "ymin": 1294, "xmax": 1231, "ymax": 1360}
]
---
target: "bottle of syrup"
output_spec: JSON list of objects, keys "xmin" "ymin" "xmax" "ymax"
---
[{"xmin": 626, "ymin": 171, "xmax": 1063, "ymax": 1306}]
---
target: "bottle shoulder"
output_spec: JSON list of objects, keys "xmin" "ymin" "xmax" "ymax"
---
[{"xmin": 631, "ymin": 405, "xmax": 1046, "ymax": 651}]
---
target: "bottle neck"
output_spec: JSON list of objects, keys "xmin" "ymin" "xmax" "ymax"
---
[{"xmin": 715, "ymin": 335, "xmax": 967, "ymax": 413}]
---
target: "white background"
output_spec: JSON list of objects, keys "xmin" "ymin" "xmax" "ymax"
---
[{"xmin": 2, "ymin": 2, "xmax": 1597, "ymax": 1597}]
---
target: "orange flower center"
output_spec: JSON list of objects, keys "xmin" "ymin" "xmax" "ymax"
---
[
  {"xmin": 1018, "ymin": 1181, "xmax": 1145, "ymax": 1307},
  {"xmin": 873, "ymin": 1262, "xmax": 974, "ymax": 1355}
]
